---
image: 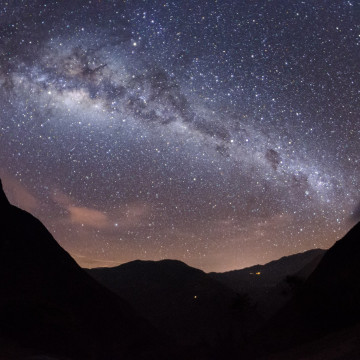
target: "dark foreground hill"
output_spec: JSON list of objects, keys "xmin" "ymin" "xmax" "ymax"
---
[
  {"xmin": 4, "ymin": 173, "xmax": 360, "ymax": 360},
  {"xmin": 210, "ymin": 249, "xmax": 325, "ymax": 318},
  {"xmin": 0, "ymin": 180, "xmax": 171, "ymax": 360},
  {"xmin": 252, "ymin": 221, "xmax": 360, "ymax": 359},
  {"xmin": 87, "ymin": 259, "xmax": 261, "ymax": 357}
]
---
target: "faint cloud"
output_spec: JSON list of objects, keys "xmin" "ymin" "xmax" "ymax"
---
[
  {"xmin": 0, "ymin": 170, "xmax": 39, "ymax": 211},
  {"xmin": 52, "ymin": 190, "xmax": 110, "ymax": 228},
  {"xmin": 52, "ymin": 189, "xmax": 149, "ymax": 230},
  {"xmin": 68, "ymin": 205, "xmax": 109, "ymax": 228},
  {"xmin": 113, "ymin": 202, "xmax": 150, "ymax": 228},
  {"xmin": 52, "ymin": 190, "xmax": 72, "ymax": 206}
]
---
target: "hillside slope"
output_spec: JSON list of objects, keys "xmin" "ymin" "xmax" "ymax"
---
[
  {"xmin": 252, "ymin": 222, "xmax": 360, "ymax": 358},
  {"xmin": 88, "ymin": 259, "xmax": 261, "ymax": 356},
  {"xmin": 210, "ymin": 249, "xmax": 325, "ymax": 318}
]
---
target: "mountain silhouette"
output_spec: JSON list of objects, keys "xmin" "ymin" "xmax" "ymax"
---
[
  {"xmin": 210, "ymin": 248, "xmax": 325, "ymax": 290},
  {"xmin": 0, "ymin": 180, "xmax": 171, "ymax": 359},
  {"xmin": 87, "ymin": 259, "xmax": 261, "ymax": 357},
  {"xmin": 252, "ymin": 222, "xmax": 360, "ymax": 359},
  {"xmin": 4, "ymin": 174, "xmax": 358, "ymax": 360},
  {"xmin": 210, "ymin": 249, "xmax": 325, "ymax": 318}
]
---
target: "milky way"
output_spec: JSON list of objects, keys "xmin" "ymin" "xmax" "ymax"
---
[{"xmin": 1, "ymin": 0, "xmax": 359, "ymax": 271}]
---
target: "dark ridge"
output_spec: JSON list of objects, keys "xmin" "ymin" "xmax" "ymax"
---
[
  {"xmin": 88, "ymin": 258, "xmax": 262, "ymax": 358},
  {"xmin": 251, "ymin": 222, "xmax": 360, "ymax": 358},
  {"xmin": 209, "ymin": 249, "xmax": 326, "ymax": 319},
  {"xmin": 210, "ymin": 248, "xmax": 326, "ymax": 282}
]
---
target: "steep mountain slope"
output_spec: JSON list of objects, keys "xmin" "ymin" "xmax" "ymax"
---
[
  {"xmin": 253, "ymin": 221, "xmax": 360, "ymax": 358},
  {"xmin": 210, "ymin": 249, "xmax": 325, "ymax": 290},
  {"xmin": 210, "ymin": 249, "xmax": 325, "ymax": 318},
  {"xmin": 87, "ymin": 259, "xmax": 260, "ymax": 354},
  {"xmin": 0, "ymin": 180, "xmax": 170, "ymax": 359}
]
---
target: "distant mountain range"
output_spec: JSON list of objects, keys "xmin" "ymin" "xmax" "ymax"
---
[
  {"xmin": 252, "ymin": 221, "xmax": 360, "ymax": 359},
  {"xmin": 86, "ymin": 249, "xmax": 326, "ymax": 351},
  {"xmin": 209, "ymin": 248, "xmax": 325, "ymax": 318},
  {"xmin": 210, "ymin": 248, "xmax": 325, "ymax": 289},
  {"xmin": 1, "ymin": 177, "xmax": 360, "ymax": 360}
]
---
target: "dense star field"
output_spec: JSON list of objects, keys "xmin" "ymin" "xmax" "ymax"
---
[{"xmin": 0, "ymin": 1, "xmax": 359, "ymax": 271}]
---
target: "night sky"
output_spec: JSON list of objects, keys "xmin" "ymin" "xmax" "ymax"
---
[{"xmin": 1, "ymin": 0, "xmax": 359, "ymax": 272}]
